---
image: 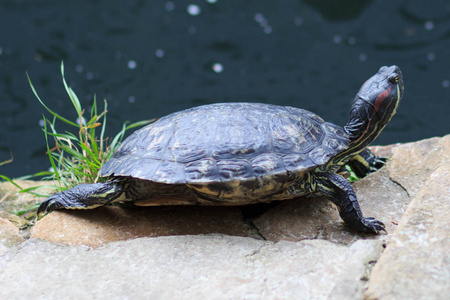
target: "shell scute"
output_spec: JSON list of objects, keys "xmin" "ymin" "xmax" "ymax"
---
[
  {"xmin": 184, "ymin": 158, "xmax": 218, "ymax": 183},
  {"xmin": 251, "ymin": 153, "xmax": 285, "ymax": 175},
  {"xmin": 282, "ymin": 153, "xmax": 315, "ymax": 172},
  {"xmin": 152, "ymin": 161, "xmax": 186, "ymax": 184},
  {"xmin": 217, "ymin": 159, "xmax": 253, "ymax": 180}
]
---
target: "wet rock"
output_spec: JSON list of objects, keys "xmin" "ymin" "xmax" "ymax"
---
[
  {"xmin": 0, "ymin": 235, "xmax": 383, "ymax": 299},
  {"xmin": 31, "ymin": 206, "xmax": 249, "ymax": 248},
  {"xmin": 365, "ymin": 165, "xmax": 450, "ymax": 299}
]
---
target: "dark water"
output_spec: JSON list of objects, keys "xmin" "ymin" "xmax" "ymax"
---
[{"xmin": 1, "ymin": 0, "xmax": 449, "ymax": 178}]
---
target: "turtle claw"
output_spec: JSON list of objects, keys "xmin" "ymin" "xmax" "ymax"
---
[
  {"xmin": 369, "ymin": 156, "xmax": 388, "ymax": 173},
  {"xmin": 36, "ymin": 193, "xmax": 66, "ymax": 217},
  {"xmin": 36, "ymin": 197, "xmax": 56, "ymax": 217},
  {"xmin": 361, "ymin": 217, "xmax": 386, "ymax": 234}
]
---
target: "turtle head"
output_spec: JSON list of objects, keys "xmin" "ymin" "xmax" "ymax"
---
[{"xmin": 344, "ymin": 65, "xmax": 404, "ymax": 150}]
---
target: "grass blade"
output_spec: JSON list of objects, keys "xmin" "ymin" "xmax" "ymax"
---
[
  {"xmin": 0, "ymin": 174, "xmax": 23, "ymax": 189},
  {"xmin": 26, "ymin": 73, "xmax": 79, "ymax": 127}
]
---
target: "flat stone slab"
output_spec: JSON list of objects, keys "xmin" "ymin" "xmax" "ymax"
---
[
  {"xmin": 31, "ymin": 206, "xmax": 250, "ymax": 248},
  {"xmin": 0, "ymin": 180, "xmax": 52, "ymax": 212},
  {"xmin": 0, "ymin": 217, "xmax": 24, "ymax": 278},
  {"xmin": 388, "ymin": 135, "xmax": 450, "ymax": 198},
  {"xmin": 0, "ymin": 235, "xmax": 383, "ymax": 299},
  {"xmin": 365, "ymin": 165, "xmax": 450, "ymax": 299},
  {"xmin": 0, "ymin": 217, "xmax": 24, "ymax": 246}
]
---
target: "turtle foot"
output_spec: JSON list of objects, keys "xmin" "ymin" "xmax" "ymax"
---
[
  {"xmin": 36, "ymin": 194, "xmax": 62, "ymax": 217},
  {"xmin": 359, "ymin": 217, "xmax": 386, "ymax": 234}
]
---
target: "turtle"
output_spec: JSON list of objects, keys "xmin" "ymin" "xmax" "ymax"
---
[{"xmin": 37, "ymin": 65, "xmax": 404, "ymax": 233}]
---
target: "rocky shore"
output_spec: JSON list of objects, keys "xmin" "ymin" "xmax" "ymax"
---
[{"xmin": 1, "ymin": 134, "xmax": 449, "ymax": 299}]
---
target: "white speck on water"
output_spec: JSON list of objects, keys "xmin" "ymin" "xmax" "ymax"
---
[
  {"xmin": 127, "ymin": 60, "xmax": 137, "ymax": 69},
  {"xmin": 425, "ymin": 21, "xmax": 434, "ymax": 30},
  {"xmin": 254, "ymin": 13, "xmax": 272, "ymax": 34},
  {"xmin": 359, "ymin": 53, "xmax": 367, "ymax": 61},
  {"xmin": 38, "ymin": 119, "xmax": 45, "ymax": 127},
  {"xmin": 165, "ymin": 1, "xmax": 175, "ymax": 11},
  {"xmin": 155, "ymin": 49, "xmax": 165, "ymax": 58},
  {"xmin": 259, "ymin": 18, "xmax": 268, "ymax": 27},
  {"xmin": 128, "ymin": 96, "xmax": 136, "ymax": 103},
  {"xmin": 187, "ymin": 4, "xmax": 201, "ymax": 16},
  {"xmin": 333, "ymin": 35, "xmax": 342, "ymax": 44},
  {"xmin": 206, "ymin": 0, "xmax": 218, "ymax": 3},
  {"xmin": 294, "ymin": 17, "xmax": 303, "ymax": 26},
  {"xmin": 188, "ymin": 25, "xmax": 197, "ymax": 34},
  {"xmin": 442, "ymin": 79, "xmax": 449, "ymax": 88},
  {"xmin": 86, "ymin": 72, "xmax": 94, "ymax": 80},
  {"xmin": 427, "ymin": 52, "xmax": 436, "ymax": 61},
  {"xmin": 254, "ymin": 13, "xmax": 264, "ymax": 23},
  {"xmin": 212, "ymin": 63, "xmax": 223, "ymax": 73},
  {"xmin": 75, "ymin": 65, "xmax": 83, "ymax": 73},
  {"xmin": 263, "ymin": 26, "xmax": 273, "ymax": 34},
  {"xmin": 76, "ymin": 116, "xmax": 86, "ymax": 126},
  {"xmin": 348, "ymin": 36, "xmax": 357, "ymax": 45}
]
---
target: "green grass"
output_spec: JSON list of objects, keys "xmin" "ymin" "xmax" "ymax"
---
[
  {"xmin": 345, "ymin": 165, "xmax": 362, "ymax": 183},
  {"xmin": 0, "ymin": 62, "xmax": 154, "ymax": 219}
]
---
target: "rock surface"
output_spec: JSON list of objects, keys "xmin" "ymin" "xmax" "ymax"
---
[
  {"xmin": 365, "ymin": 165, "xmax": 450, "ymax": 300},
  {"xmin": 388, "ymin": 135, "xmax": 450, "ymax": 198},
  {"xmin": 31, "ymin": 206, "xmax": 250, "ymax": 248},
  {"xmin": 0, "ymin": 235, "xmax": 384, "ymax": 299},
  {"xmin": 0, "ymin": 180, "xmax": 52, "ymax": 212},
  {"xmin": 0, "ymin": 134, "xmax": 448, "ymax": 299}
]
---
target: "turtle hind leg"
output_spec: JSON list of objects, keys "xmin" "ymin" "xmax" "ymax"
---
[
  {"xmin": 315, "ymin": 172, "xmax": 386, "ymax": 234},
  {"xmin": 346, "ymin": 148, "xmax": 388, "ymax": 178},
  {"xmin": 37, "ymin": 180, "xmax": 126, "ymax": 216}
]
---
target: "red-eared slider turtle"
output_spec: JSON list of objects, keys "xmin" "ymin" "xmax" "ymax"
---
[{"xmin": 38, "ymin": 65, "xmax": 404, "ymax": 233}]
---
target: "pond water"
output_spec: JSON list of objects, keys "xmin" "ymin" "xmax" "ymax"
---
[{"xmin": 1, "ymin": 0, "xmax": 449, "ymax": 178}]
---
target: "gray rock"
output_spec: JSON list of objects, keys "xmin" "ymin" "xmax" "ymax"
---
[
  {"xmin": 0, "ymin": 180, "xmax": 52, "ymax": 212},
  {"xmin": 31, "ymin": 206, "xmax": 250, "ymax": 248},
  {"xmin": 0, "ymin": 235, "xmax": 383, "ymax": 299},
  {"xmin": 365, "ymin": 165, "xmax": 450, "ymax": 300},
  {"xmin": 0, "ymin": 217, "xmax": 24, "ymax": 247},
  {"xmin": 388, "ymin": 135, "xmax": 450, "ymax": 198},
  {"xmin": 0, "ymin": 217, "xmax": 24, "ymax": 278}
]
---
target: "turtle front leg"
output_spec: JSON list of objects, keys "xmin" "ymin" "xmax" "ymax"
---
[
  {"xmin": 37, "ymin": 180, "xmax": 126, "ymax": 217},
  {"xmin": 346, "ymin": 148, "xmax": 387, "ymax": 178},
  {"xmin": 315, "ymin": 172, "xmax": 386, "ymax": 233}
]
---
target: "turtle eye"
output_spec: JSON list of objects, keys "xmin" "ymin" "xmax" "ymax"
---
[{"xmin": 389, "ymin": 75, "xmax": 399, "ymax": 85}]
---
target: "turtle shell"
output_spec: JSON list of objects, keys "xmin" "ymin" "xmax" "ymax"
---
[{"xmin": 100, "ymin": 103, "xmax": 349, "ymax": 199}]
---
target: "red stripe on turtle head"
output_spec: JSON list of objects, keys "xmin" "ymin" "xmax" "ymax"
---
[{"xmin": 373, "ymin": 86, "xmax": 391, "ymax": 113}]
